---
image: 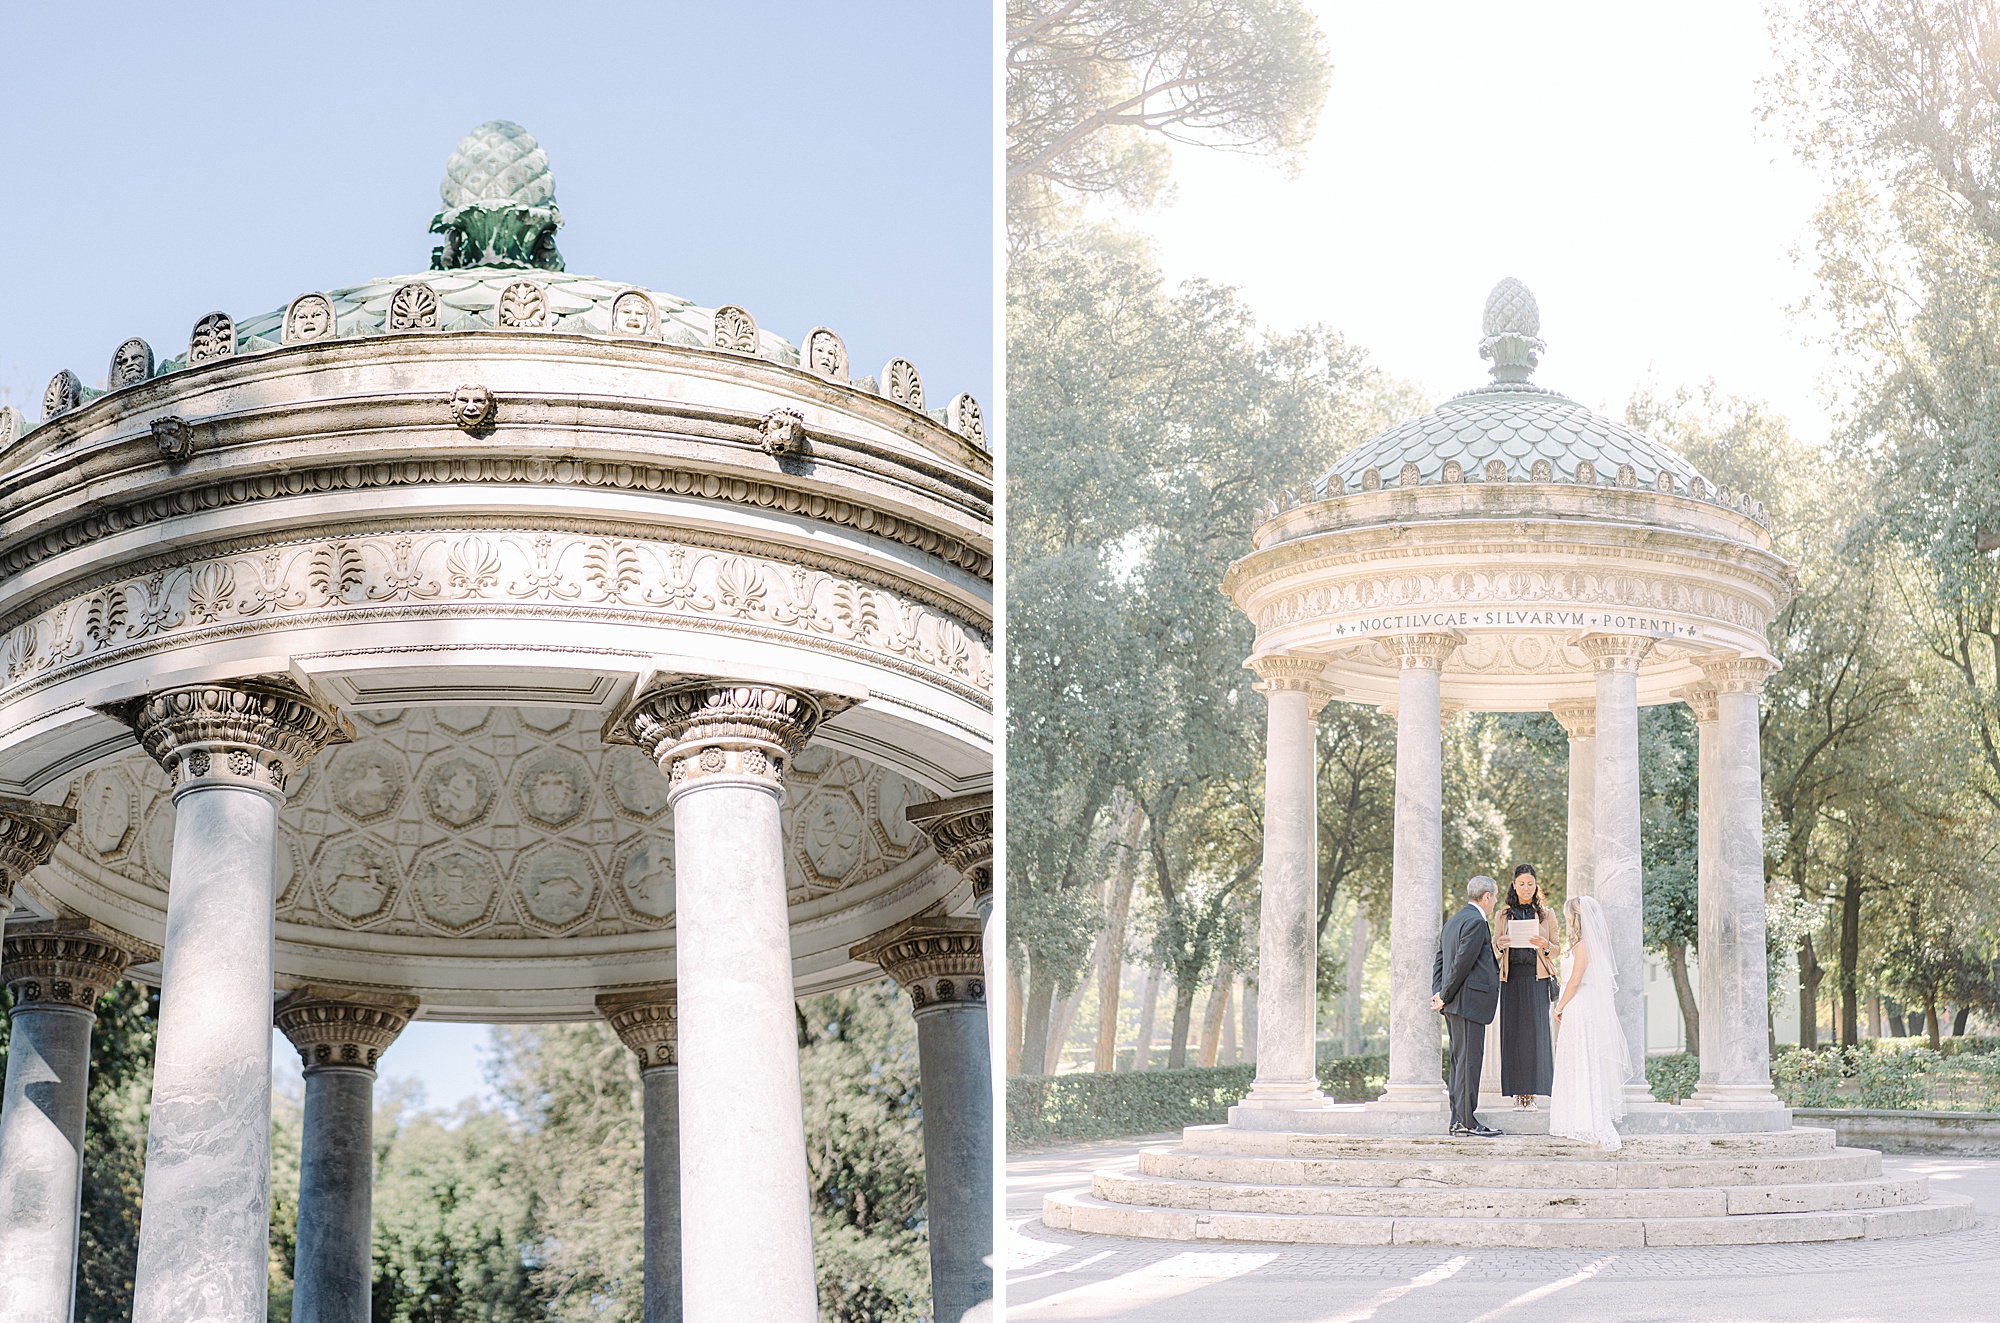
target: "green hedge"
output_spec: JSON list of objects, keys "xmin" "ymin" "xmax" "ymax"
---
[
  {"xmin": 1007, "ymin": 1052, "xmax": 1389, "ymax": 1147},
  {"xmin": 1646, "ymin": 1052, "xmax": 1700, "ymax": 1103}
]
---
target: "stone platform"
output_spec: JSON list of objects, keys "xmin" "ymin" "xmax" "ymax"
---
[
  {"xmin": 1042, "ymin": 1123, "xmax": 1975, "ymax": 1247},
  {"xmin": 1231, "ymin": 1098, "xmax": 1795, "ymax": 1135}
]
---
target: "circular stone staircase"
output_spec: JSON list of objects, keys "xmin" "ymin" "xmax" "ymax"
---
[{"xmin": 1044, "ymin": 1124, "xmax": 1975, "ymax": 1248}]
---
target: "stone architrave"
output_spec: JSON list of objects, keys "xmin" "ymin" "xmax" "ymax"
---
[
  {"xmin": 275, "ymin": 987, "xmax": 416, "ymax": 1323},
  {"xmin": 1577, "ymin": 634, "xmax": 1655, "ymax": 1104},
  {"xmin": 1690, "ymin": 658, "xmax": 1785, "ymax": 1109},
  {"xmin": 904, "ymin": 791, "xmax": 995, "ymax": 1081},
  {"xmin": 1241, "ymin": 655, "xmax": 1331, "ymax": 1109},
  {"xmin": 0, "ymin": 921, "xmax": 128, "ymax": 1323},
  {"xmin": 1379, "ymin": 633, "xmax": 1459, "ymax": 1109},
  {"xmin": 851, "ymin": 916, "xmax": 991, "ymax": 1323},
  {"xmin": 118, "ymin": 680, "xmax": 353, "ymax": 1323},
  {"xmin": 1550, "ymin": 701, "xmax": 1597, "ymax": 899},
  {"xmin": 598, "ymin": 989, "xmax": 682, "ymax": 1323},
  {"xmin": 607, "ymin": 679, "xmax": 848, "ymax": 1323}
]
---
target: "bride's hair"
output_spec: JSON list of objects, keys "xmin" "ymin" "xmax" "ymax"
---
[{"xmin": 1563, "ymin": 896, "xmax": 1582, "ymax": 948}]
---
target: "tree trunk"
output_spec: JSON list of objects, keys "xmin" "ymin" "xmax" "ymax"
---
[
  {"xmin": 1045, "ymin": 981, "xmax": 1088, "ymax": 1073},
  {"xmin": 1221, "ymin": 978, "xmax": 1239, "ymax": 1063},
  {"xmin": 1907, "ymin": 1006, "xmax": 1924, "ymax": 1040},
  {"xmin": 1799, "ymin": 933, "xmax": 1822, "ymax": 1050},
  {"xmin": 1132, "ymin": 968, "xmax": 1160, "ymax": 1071},
  {"xmin": 1006, "ymin": 958, "xmax": 1025, "ymax": 1075},
  {"xmin": 1926, "ymin": 994, "xmax": 1943, "ymax": 1051},
  {"xmin": 1887, "ymin": 1000, "xmax": 1907, "ymax": 1037},
  {"xmin": 1241, "ymin": 979, "xmax": 1259, "ymax": 1065},
  {"xmin": 1839, "ymin": 857, "xmax": 1863, "ymax": 1048},
  {"xmin": 1167, "ymin": 982, "xmax": 1196, "ymax": 1069},
  {"xmin": 1019, "ymin": 968, "xmax": 1056, "ymax": 1077},
  {"xmin": 1665, "ymin": 939, "xmax": 1699, "ymax": 1056},
  {"xmin": 1093, "ymin": 808, "xmax": 1145, "ymax": 1072},
  {"xmin": 1345, "ymin": 908, "xmax": 1371, "ymax": 1055},
  {"xmin": 1868, "ymin": 995, "xmax": 1882, "ymax": 1039},
  {"xmin": 1955, "ymin": 1004, "xmax": 1972, "ymax": 1037},
  {"xmin": 1199, "ymin": 964, "xmax": 1235, "ymax": 1067}
]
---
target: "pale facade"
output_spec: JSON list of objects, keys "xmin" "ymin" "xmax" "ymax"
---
[{"xmin": 0, "ymin": 122, "xmax": 993, "ymax": 1323}]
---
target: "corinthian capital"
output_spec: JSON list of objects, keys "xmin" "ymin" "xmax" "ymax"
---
[
  {"xmin": 597, "ymin": 988, "xmax": 678, "ymax": 1070},
  {"xmin": 851, "ymin": 915, "xmax": 983, "ymax": 1014},
  {"xmin": 1247, "ymin": 654, "xmax": 1328, "ymax": 693},
  {"xmin": 274, "ymin": 986, "xmax": 417, "ymax": 1075},
  {"xmin": 109, "ymin": 679, "xmax": 353, "ymax": 796},
  {"xmin": 0, "ymin": 797, "xmax": 76, "ymax": 897},
  {"xmin": 605, "ymin": 678, "xmax": 850, "ymax": 793},
  {"xmin": 1575, "ymin": 633, "xmax": 1654, "ymax": 673},
  {"xmin": 2, "ymin": 920, "xmax": 132, "ymax": 1010},
  {"xmin": 1674, "ymin": 683, "xmax": 1720, "ymax": 724},
  {"xmin": 1698, "ymin": 655, "xmax": 1778, "ymax": 694},
  {"xmin": 905, "ymin": 791, "xmax": 993, "ymax": 902},
  {"xmin": 1385, "ymin": 632, "xmax": 1462, "ymax": 670},
  {"xmin": 1548, "ymin": 701, "xmax": 1597, "ymax": 740}
]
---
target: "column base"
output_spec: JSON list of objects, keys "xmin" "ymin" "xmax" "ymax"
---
[
  {"xmin": 1622, "ymin": 1081, "xmax": 1660, "ymax": 1107},
  {"xmin": 1690, "ymin": 1082, "xmax": 1787, "ymax": 1110},
  {"xmin": 1237, "ymin": 1077, "xmax": 1325, "ymax": 1108},
  {"xmin": 1370, "ymin": 1082, "xmax": 1449, "ymax": 1111}
]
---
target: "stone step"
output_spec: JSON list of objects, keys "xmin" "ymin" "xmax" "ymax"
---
[
  {"xmin": 1181, "ymin": 1123, "xmax": 1836, "ymax": 1161},
  {"xmin": 1093, "ymin": 1170, "xmax": 1927, "ymax": 1220},
  {"xmin": 1140, "ymin": 1145, "xmax": 1880, "ymax": 1190},
  {"xmin": 1043, "ymin": 1189, "xmax": 1975, "ymax": 1248}
]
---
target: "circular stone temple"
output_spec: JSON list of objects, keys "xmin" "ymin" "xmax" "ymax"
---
[
  {"xmin": 1049, "ymin": 280, "xmax": 1974, "ymax": 1248},
  {"xmin": 0, "ymin": 122, "xmax": 992, "ymax": 1322}
]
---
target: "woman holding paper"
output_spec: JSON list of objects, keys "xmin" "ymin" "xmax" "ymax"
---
[{"xmin": 1493, "ymin": 863, "xmax": 1558, "ymax": 1108}]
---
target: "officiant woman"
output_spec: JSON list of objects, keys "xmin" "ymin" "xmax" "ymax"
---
[{"xmin": 1495, "ymin": 863, "xmax": 1558, "ymax": 1108}]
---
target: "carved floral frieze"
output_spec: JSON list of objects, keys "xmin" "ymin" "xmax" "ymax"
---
[{"xmin": 0, "ymin": 529, "xmax": 992, "ymax": 704}]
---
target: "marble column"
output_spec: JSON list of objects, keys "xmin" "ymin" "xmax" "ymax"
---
[
  {"xmin": 598, "ymin": 991, "xmax": 682, "ymax": 1323},
  {"xmin": 1577, "ymin": 636, "xmax": 1654, "ymax": 1103},
  {"xmin": 1380, "ymin": 633, "xmax": 1459, "ymax": 1108},
  {"xmin": 120, "ymin": 681, "xmax": 352, "ymax": 1323},
  {"xmin": 1681, "ymin": 684, "xmax": 1723, "ymax": 1091},
  {"xmin": 1550, "ymin": 703, "xmax": 1597, "ymax": 899},
  {"xmin": 1692, "ymin": 659, "xmax": 1784, "ymax": 1108},
  {"xmin": 1241, "ymin": 657, "xmax": 1330, "ymax": 1107},
  {"xmin": 0, "ymin": 922, "xmax": 129, "ymax": 1323},
  {"xmin": 852, "ymin": 917, "xmax": 991, "ymax": 1323},
  {"xmin": 610, "ymin": 681, "xmax": 844, "ymax": 1323},
  {"xmin": 905, "ymin": 794, "xmax": 996, "ymax": 1093},
  {"xmin": 275, "ymin": 988, "xmax": 416, "ymax": 1323}
]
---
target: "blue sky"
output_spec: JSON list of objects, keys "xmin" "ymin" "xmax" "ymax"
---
[
  {"xmin": 1, "ymin": 2, "xmax": 991, "ymax": 1110},
  {"xmin": 0, "ymin": 1, "xmax": 993, "ymax": 421}
]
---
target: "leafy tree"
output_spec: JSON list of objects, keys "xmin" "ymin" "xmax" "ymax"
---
[{"xmin": 1006, "ymin": 0, "xmax": 1331, "ymax": 241}]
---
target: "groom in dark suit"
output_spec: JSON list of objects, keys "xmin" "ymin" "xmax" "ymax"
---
[{"xmin": 1431, "ymin": 874, "xmax": 1502, "ymax": 1137}]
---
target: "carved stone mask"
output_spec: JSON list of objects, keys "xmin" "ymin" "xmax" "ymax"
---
[
  {"xmin": 614, "ymin": 294, "xmax": 651, "ymax": 334},
  {"xmin": 449, "ymin": 385, "xmax": 495, "ymax": 430},
  {"xmin": 290, "ymin": 297, "xmax": 331, "ymax": 340}
]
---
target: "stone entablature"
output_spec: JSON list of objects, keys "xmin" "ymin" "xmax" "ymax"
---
[
  {"xmin": 274, "ymin": 985, "xmax": 417, "ymax": 1074},
  {"xmin": 2, "ymin": 920, "xmax": 131, "ymax": 1010},
  {"xmin": 596, "ymin": 988, "xmax": 677, "ymax": 1069}
]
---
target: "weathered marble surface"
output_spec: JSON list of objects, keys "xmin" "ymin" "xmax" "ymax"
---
[
  {"xmin": 915, "ymin": 1000, "xmax": 993, "ymax": 1323},
  {"xmin": 1383, "ymin": 662, "xmax": 1445, "ymax": 1106},
  {"xmin": 1590, "ymin": 663, "xmax": 1652, "ymax": 1101},
  {"xmin": 0, "ymin": 1003, "xmax": 94, "ymax": 1323},
  {"xmin": 1697, "ymin": 685, "xmax": 1781, "ymax": 1107},
  {"xmin": 671, "ymin": 776, "xmax": 817, "ymax": 1321},
  {"xmin": 292, "ymin": 1067, "xmax": 376, "ymax": 1323},
  {"xmin": 131, "ymin": 784, "xmax": 280, "ymax": 1323},
  {"xmin": 1243, "ymin": 687, "xmax": 1319, "ymax": 1107},
  {"xmin": 642, "ymin": 1066, "xmax": 682, "ymax": 1323}
]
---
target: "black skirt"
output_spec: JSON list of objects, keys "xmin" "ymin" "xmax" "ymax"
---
[{"xmin": 1499, "ymin": 949, "xmax": 1554, "ymax": 1096}]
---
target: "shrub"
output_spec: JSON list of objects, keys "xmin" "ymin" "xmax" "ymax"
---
[
  {"xmin": 1853, "ymin": 1047, "xmax": 1939, "ymax": 1110},
  {"xmin": 1646, "ymin": 1052, "xmax": 1700, "ymax": 1102},
  {"xmin": 1772, "ymin": 1045, "xmax": 1853, "ymax": 1108},
  {"xmin": 1006, "ymin": 1051, "xmax": 1390, "ymax": 1146}
]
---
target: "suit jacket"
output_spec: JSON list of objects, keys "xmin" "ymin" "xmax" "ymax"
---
[{"xmin": 1433, "ymin": 902, "xmax": 1501, "ymax": 1024}]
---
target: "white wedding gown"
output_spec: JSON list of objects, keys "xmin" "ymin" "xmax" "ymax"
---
[{"xmin": 1548, "ymin": 919, "xmax": 1628, "ymax": 1150}]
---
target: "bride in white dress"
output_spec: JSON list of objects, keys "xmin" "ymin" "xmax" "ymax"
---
[{"xmin": 1549, "ymin": 895, "xmax": 1629, "ymax": 1150}]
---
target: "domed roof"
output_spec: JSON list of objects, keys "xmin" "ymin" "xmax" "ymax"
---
[
  {"xmin": 12, "ymin": 121, "xmax": 986, "ymax": 450},
  {"xmin": 1315, "ymin": 279, "xmax": 1718, "ymax": 503}
]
